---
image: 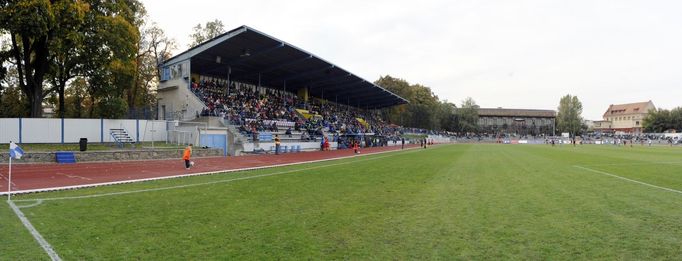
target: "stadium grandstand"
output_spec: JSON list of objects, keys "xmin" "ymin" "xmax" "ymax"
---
[
  {"xmin": 156, "ymin": 25, "xmax": 443, "ymax": 155},
  {"xmin": 477, "ymin": 108, "xmax": 556, "ymax": 137}
]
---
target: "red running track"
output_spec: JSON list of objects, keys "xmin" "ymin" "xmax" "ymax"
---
[{"xmin": 0, "ymin": 145, "xmax": 420, "ymax": 194}]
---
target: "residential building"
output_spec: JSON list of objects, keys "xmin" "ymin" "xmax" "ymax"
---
[{"xmin": 595, "ymin": 100, "xmax": 655, "ymax": 134}]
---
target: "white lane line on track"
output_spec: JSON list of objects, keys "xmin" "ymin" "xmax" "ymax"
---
[
  {"xmin": 574, "ymin": 165, "xmax": 682, "ymax": 195},
  {"xmin": 55, "ymin": 172, "xmax": 93, "ymax": 181},
  {"xmin": 7, "ymin": 200, "xmax": 62, "ymax": 261},
  {"xmin": 13, "ymin": 147, "xmax": 426, "ymax": 203}
]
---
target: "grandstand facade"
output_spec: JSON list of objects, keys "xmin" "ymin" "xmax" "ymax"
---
[
  {"xmin": 477, "ymin": 108, "xmax": 556, "ymax": 136},
  {"xmin": 155, "ymin": 25, "xmax": 412, "ymax": 155}
]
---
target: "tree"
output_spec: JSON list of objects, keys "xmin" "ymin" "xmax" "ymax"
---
[
  {"xmin": 0, "ymin": 85, "xmax": 28, "ymax": 117},
  {"xmin": 81, "ymin": 0, "xmax": 142, "ymax": 118},
  {"xmin": 47, "ymin": 0, "xmax": 90, "ymax": 118},
  {"xmin": 0, "ymin": 0, "xmax": 56, "ymax": 117},
  {"xmin": 1, "ymin": 0, "xmax": 146, "ymax": 118},
  {"xmin": 61, "ymin": 77, "xmax": 90, "ymax": 118},
  {"xmin": 129, "ymin": 21, "xmax": 175, "ymax": 118},
  {"xmin": 556, "ymin": 94, "xmax": 583, "ymax": 137},
  {"xmin": 374, "ymin": 75, "xmax": 457, "ymax": 131},
  {"xmin": 643, "ymin": 107, "xmax": 682, "ymax": 133},
  {"xmin": 457, "ymin": 97, "xmax": 479, "ymax": 133},
  {"xmin": 188, "ymin": 19, "xmax": 225, "ymax": 48}
]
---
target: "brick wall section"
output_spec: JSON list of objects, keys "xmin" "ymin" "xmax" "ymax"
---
[{"xmin": 0, "ymin": 148, "xmax": 223, "ymax": 164}]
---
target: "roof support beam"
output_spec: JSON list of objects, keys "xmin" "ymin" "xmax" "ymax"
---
[
  {"xmin": 315, "ymin": 80, "xmax": 366, "ymax": 95},
  {"xmin": 306, "ymin": 73, "xmax": 353, "ymax": 88},
  {"xmin": 196, "ymin": 43, "xmax": 285, "ymax": 74},
  {"xmin": 268, "ymin": 65, "xmax": 335, "ymax": 83},
  {"xmin": 245, "ymin": 55, "xmax": 314, "ymax": 77},
  {"xmin": 222, "ymin": 42, "xmax": 284, "ymax": 66},
  {"xmin": 348, "ymin": 95, "xmax": 396, "ymax": 107},
  {"xmin": 327, "ymin": 82, "xmax": 375, "ymax": 97},
  {"xmin": 311, "ymin": 78, "xmax": 364, "ymax": 92},
  {"xmin": 354, "ymin": 94, "xmax": 401, "ymax": 105}
]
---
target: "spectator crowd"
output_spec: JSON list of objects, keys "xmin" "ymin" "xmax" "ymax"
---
[{"xmin": 190, "ymin": 78, "xmax": 445, "ymax": 148}]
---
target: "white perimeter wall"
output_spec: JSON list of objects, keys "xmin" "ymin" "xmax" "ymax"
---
[
  {"xmin": 0, "ymin": 118, "xmax": 20, "ymax": 143},
  {"xmin": 0, "ymin": 118, "xmax": 168, "ymax": 144}
]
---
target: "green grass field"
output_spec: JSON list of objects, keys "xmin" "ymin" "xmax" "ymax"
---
[{"xmin": 3, "ymin": 144, "xmax": 682, "ymax": 260}]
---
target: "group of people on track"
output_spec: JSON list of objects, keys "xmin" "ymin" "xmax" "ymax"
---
[{"xmin": 182, "ymin": 136, "xmax": 420, "ymax": 170}]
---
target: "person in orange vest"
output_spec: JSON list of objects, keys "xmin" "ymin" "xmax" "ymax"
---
[
  {"xmin": 324, "ymin": 136, "xmax": 330, "ymax": 151},
  {"xmin": 353, "ymin": 140, "xmax": 360, "ymax": 154},
  {"xmin": 183, "ymin": 144, "xmax": 193, "ymax": 170}
]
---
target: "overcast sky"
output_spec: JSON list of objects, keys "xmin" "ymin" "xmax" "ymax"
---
[{"xmin": 143, "ymin": 0, "xmax": 682, "ymax": 120}]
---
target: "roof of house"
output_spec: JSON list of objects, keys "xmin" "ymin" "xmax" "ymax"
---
[
  {"xmin": 602, "ymin": 101, "xmax": 655, "ymax": 117},
  {"xmin": 477, "ymin": 108, "xmax": 556, "ymax": 118}
]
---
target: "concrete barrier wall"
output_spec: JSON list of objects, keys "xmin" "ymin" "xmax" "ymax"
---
[
  {"xmin": 64, "ymin": 119, "xmax": 100, "ymax": 143},
  {"xmin": 0, "ymin": 118, "xmax": 20, "ymax": 143},
  {"xmin": 0, "ymin": 118, "xmax": 168, "ymax": 144},
  {"xmin": 0, "ymin": 148, "xmax": 222, "ymax": 163},
  {"xmin": 242, "ymin": 141, "xmax": 338, "ymax": 153},
  {"xmin": 22, "ymin": 118, "xmax": 61, "ymax": 143}
]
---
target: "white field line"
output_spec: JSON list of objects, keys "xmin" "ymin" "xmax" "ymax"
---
[
  {"xmin": 7, "ymin": 200, "xmax": 62, "ymax": 261},
  {"xmin": 574, "ymin": 165, "xmax": 682, "ymax": 195},
  {"xmin": 581, "ymin": 161, "xmax": 682, "ymax": 167},
  {"xmin": 17, "ymin": 199, "xmax": 44, "ymax": 208},
  {"xmin": 1, "ymin": 147, "xmax": 424, "ymax": 197},
  {"xmin": 13, "ymin": 148, "xmax": 425, "ymax": 203}
]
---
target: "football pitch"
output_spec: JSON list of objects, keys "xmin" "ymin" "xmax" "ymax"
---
[{"xmin": 3, "ymin": 144, "xmax": 682, "ymax": 260}]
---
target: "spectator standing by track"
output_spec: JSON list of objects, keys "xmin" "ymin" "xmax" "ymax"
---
[
  {"xmin": 275, "ymin": 135, "xmax": 281, "ymax": 155},
  {"xmin": 183, "ymin": 144, "xmax": 193, "ymax": 170}
]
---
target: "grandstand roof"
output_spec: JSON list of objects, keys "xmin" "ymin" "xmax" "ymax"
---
[
  {"xmin": 478, "ymin": 108, "xmax": 556, "ymax": 118},
  {"xmin": 163, "ymin": 25, "xmax": 408, "ymax": 108}
]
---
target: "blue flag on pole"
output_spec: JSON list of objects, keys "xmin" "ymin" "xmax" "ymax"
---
[{"xmin": 9, "ymin": 142, "xmax": 24, "ymax": 159}]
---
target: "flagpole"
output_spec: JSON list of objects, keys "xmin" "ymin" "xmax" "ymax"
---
[{"xmin": 8, "ymin": 156, "xmax": 11, "ymax": 201}]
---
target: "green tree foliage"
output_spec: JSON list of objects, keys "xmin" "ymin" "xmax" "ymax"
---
[
  {"xmin": 0, "ymin": 0, "xmax": 146, "ymax": 118},
  {"xmin": 129, "ymin": 21, "xmax": 175, "ymax": 118},
  {"xmin": 58, "ymin": 77, "xmax": 90, "ymax": 118},
  {"xmin": 457, "ymin": 97, "xmax": 479, "ymax": 133},
  {"xmin": 0, "ymin": 85, "xmax": 28, "ymax": 117},
  {"xmin": 375, "ymin": 75, "xmax": 459, "ymax": 131},
  {"xmin": 95, "ymin": 96, "xmax": 128, "ymax": 119},
  {"xmin": 556, "ymin": 94, "xmax": 583, "ymax": 137},
  {"xmin": 643, "ymin": 107, "xmax": 682, "ymax": 132},
  {"xmin": 88, "ymin": 1, "xmax": 140, "ymax": 118},
  {"xmin": 0, "ymin": 0, "xmax": 56, "ymax": 117},
  {"xmin": 48, "ymin": 0, "xmax": 89, "ymax": 118},
  {"xmin": 188, "ymin": 19, "xmax": 225, "ymax": 48}
]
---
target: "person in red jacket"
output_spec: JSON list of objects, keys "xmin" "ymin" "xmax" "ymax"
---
[
  {"xmin": 183, "ymin": 144, "xmax": 193, "ymax": 170},
  {"xmin": 353, "ymin": 140, "xmax": 360, "ymax": 154}
]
